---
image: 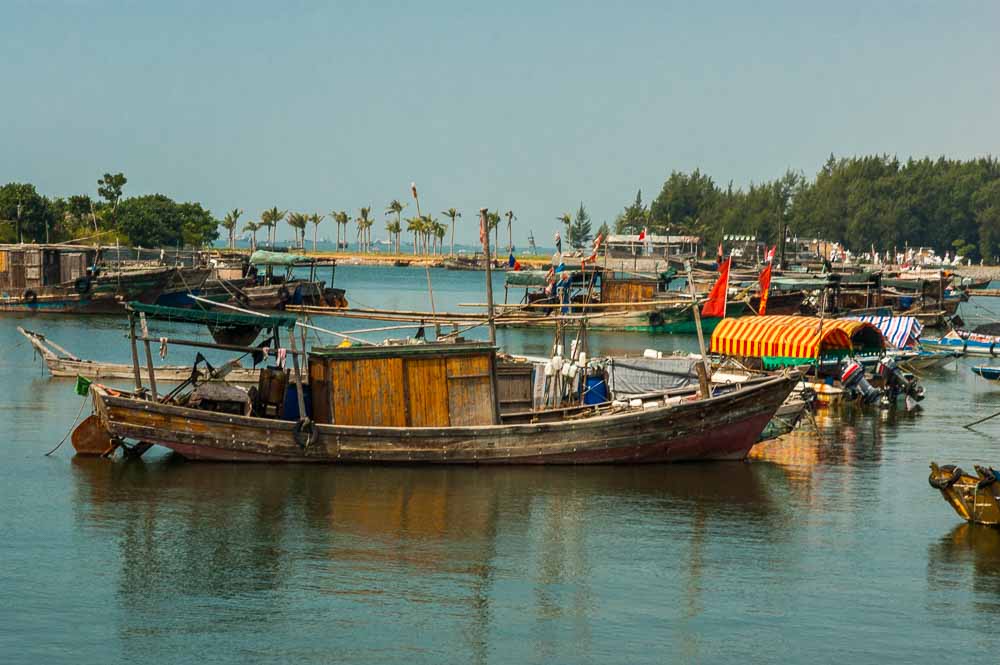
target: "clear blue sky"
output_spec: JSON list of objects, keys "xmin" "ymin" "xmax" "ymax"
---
[{"xmin": 2, "ymin": 1, "xmax": 998, "ymax": 245}]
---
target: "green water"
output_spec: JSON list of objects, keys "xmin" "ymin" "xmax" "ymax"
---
[{"xmin": 2, "ymin": 265, "xmax": 1000, "ymax": 663}]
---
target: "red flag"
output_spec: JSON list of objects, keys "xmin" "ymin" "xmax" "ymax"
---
[
  {"xmin": 410, "ymin": 182, "xmax": 418, "ymax": 199},
  {"xmin": 701, "ymin": 257, "xmax": 731, "ymax": 318},
  {"xmin": 765, "ymin": 245, "xmax": 776, "ymax": 263},
  {"xmin": 758, "ymin": 263, "xmax": 772, "ymax": 316},
  {"xmin": 638, "ymin": 228, "xmax": 646, "ymax": 241}
]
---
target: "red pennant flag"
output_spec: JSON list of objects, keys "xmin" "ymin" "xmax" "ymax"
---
[
  {"xmin": 638, "ymin": 228, "xmax": 646, "ymax": 241},
  {"xmin": 410, "ymin": 182, "xmax": 418, "ymax": 199},
  {"xmin": 765, "ymin": 245, "xmax": 776, "ymax": 263},
  {"xmin": 701, "ymin": 257, "xmax": 731, "ymax": 318},
  {"xmin": 758, "ymin": 263, "xmax": 772, "ymax": 316},
  {"xmin": 478, "ymin": 209, "xmax": 488, "ymax": 252}
]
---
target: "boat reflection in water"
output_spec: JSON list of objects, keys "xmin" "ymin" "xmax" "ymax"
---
[
  {"xmin": 70, "ymin": 457, "xmax": 787, "ymax": 663},
  {"xmin": 926, "ymin": 524, "xmax": 1000, "ymax": 630}
]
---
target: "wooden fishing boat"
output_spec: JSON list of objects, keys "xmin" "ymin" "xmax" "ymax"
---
[
  {"xmin": 239, "ymin": 250, "xmax": 346, "ymax": 309},
  {"xmin": 929, "ymin": 462, "xmax": 1000, "ymax": 526},
  {"xmin": 971, "ymin": 366, "xmax": 1000, "ymax": 382},
  {"xmin": 19, "ymin": 327, "xmax": 261, "ymax": 383},
  {"xmin": 83, "ymin": 309, "xmax": 799, "ymax": 463},
  {"xmin": 0, "ymin": 244, "xmax": 174, "ymax": 313}
]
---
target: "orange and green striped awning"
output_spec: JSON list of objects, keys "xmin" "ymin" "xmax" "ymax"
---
[{"xmin": 710, "ymin": 315, "xmax": 885, "ymax": 359}]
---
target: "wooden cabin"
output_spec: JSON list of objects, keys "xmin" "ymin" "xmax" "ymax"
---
[
  {"xmin": 308, "ymin": 342, "xmax": 500, "ymax": 427},
  {"xmin": 600, "ymin": 273, "xmax": 658, "ymax": 308},
  {"xmin": 0, "ymin": 245, "xmax": 94, "ymax": 291}
]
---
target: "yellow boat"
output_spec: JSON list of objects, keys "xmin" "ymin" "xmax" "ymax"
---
[{"xmin": 929, "ymin": 462, "xmax": 1000, "ymax": 525}]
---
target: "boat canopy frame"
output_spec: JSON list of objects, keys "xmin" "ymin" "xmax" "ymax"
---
[{"xmin": 711, "ymin": 314, "xmax": 885, "ymax": 367}]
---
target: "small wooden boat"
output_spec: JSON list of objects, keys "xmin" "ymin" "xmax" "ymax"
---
[
  {"xmin": 19, "ymin": 326, "xmax": 262, "ymax": 383},
  {"xmin": 84, "ymin": 308, "xmax": 799, "ymax": 463},
  {"xmin": 929, "ymin": 462, "xmax": 1000, "ymax": 525},
  {"xmin": 922, "ymin": 329, "xmax": 1000, "ymax": 356},
  {"xmin": 971, "ymin": 366, "xmax": 1000, "ymax": 381}
]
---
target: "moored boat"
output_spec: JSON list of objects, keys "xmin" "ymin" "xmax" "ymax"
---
[
  {"xmin": 0, "ymin": 244, "xmax": 173, "ymax": 313},
  {"xmin": 971, "ymin": 366, "xmax": 1000, "ymax": 382},
  {"xmin": 83, "ymin": 309, "xmax": 799, "ymax": 463},
  {"xmin": 19, "ymin": 326, "xmax": 262, "ymax": 383},
  {"xmin": 929, "ymin": 463, "xmax": 1000, "ymax": 526}
]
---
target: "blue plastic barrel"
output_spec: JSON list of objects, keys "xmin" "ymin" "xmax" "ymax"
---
[
  {"xmin": 899, "ymin": 296, "xmax": 914, "ymax": 309},
  {"xmin": 584, "ymin": 375, "xmax": 609, "ymax": 405},
  {"xmin": 283, "ymin": 383, "xmax": 312, "ymax": 420}
]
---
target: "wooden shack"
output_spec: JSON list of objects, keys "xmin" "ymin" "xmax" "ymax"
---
[
  {"xmin": 600, "ymin": 273, "xmax": 657, "ymax": 308},
  {"xmin": 0, "ymin": 245, "xmax": 93, "ymax": 291},
  {"xmin": 308, "ymin": 342, "xmax": 499, "ymax": 427}
]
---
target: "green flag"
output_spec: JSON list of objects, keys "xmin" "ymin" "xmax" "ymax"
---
[{"xmin": 74, "ymin": 375, "xmax": 92, "ymax": 397}]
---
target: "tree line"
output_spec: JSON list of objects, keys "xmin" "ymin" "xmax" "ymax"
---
[
  {"xmin": 0, "ymin": 174, "xmax": 219, "ymax": 248},
  {"xmin": 614, "ymin": 155, "xmax": 1000, "ymax": 262}
]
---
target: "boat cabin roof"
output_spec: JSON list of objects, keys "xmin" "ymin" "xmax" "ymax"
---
[{"xmin": 310, "ymin": 341, "xmax": 495, "ymax": 360}]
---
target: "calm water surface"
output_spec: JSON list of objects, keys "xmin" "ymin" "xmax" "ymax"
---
[{"xmin": 2, "ymin": 266, "xmax": 1000, "ymax": 663}]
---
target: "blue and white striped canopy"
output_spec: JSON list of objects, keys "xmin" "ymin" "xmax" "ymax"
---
[{"xmin": 847, "ymin": 315, "xmax": 923, "ymax": 349}]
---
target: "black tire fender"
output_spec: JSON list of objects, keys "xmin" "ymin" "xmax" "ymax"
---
[
  {"xmin": 929, "ymin": 465, "xmax": 963, "ymax": 490},
  {"xmin": 293, "ymin": 418, "xmax": 318, "ymax": 448},
  {"xmin": 74, "ymin": 276, "xmax": 92, "ymax": 294},
  {"xmin": 977, "ymin": 467, "xmax": 998, "ymax": 489},
  {"xmin": 22, "ymin": 289, "xmax": 37, "ymax": 304},
  {"xmin": 649, "ymin": 311, "xmax": 664, "ymax": 328}
]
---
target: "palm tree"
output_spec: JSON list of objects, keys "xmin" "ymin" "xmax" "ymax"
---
[
  {"xmin": 260, "ymin": 207, "xmax": 286, "ymax": 248},
  {"xmin": 406, "ymin": 216, "xmax": 423, "ymax": 255},
  {"xmin": 386, "ymin": 218, "xmax": 401, "ymax": 254},
  {"xmin": 221, "ymin": 208, "xmax": 242, "ymax": 249},
  {"xmin": 385, "ymin": 199, "xmax": 407, "ymax": 255},
  {"xmin": 242, "ymin": 220, "xmax": 260, "ymax": 251},
  {"xmin": 356, "ymin": 206, "xmax": 373, "ymax": 253},
  {"xmin": 332, "ymin": 210, "xmax": 349, "ymax": 250},
  {"xmin": 442, "ymin": 208, "xmax": 461, "ymax": 256},
  {"xmin": 556, "ymin": 212, "xmax": 572, "ymax": 250},
  {"xmin": 286, "ymin": 212, "xmax": 307, "ymax": 248},
  {"xmin": 330, "ymin": 210, "xmax": 340, "ymax": 252},
  {"xmin": 432, "ymin": 219, "xmax": 446, "ymax": 254},
  {"xmin": 309, "ymin": 213, "xmax": 325, "ymax": 252}
]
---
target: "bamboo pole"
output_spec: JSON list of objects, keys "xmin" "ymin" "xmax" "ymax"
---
[
  {"xmin": 187, "ymin": 294, "xmax": 372, "ymax": 345},
  {"xmin": 129, "ymin": 313, "xmax": 143, "ymax": 392},
  {"xmin": 139, "ymin": 312, "xmax": 158, "ymax": 400},
  {"xmin": 481, "ymin": 208, "xmax": 497, "ymax": 345},
  {"xmin": 425, "ymin": 265, "xmax": 441, "ymax": 338},
  {"xmin": 288, "ymin": 327, "xmax": 307, "ymax": 421},
  {"xmin": 685, "ymin": 261, "xmax": 710, "ymax": 381}
]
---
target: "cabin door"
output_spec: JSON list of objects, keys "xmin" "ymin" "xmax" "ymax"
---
[{"xmin": 24, "ymin": 250, "xmax": 42, "ymax": 288}]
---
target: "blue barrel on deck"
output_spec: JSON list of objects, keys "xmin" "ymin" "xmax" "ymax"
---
[
  {"xmin": 583, "ymin": 375, "xmax": 609, "ymax": 405},
  {"xmin": 283, "ymin": 383, "xmax": 312, "ymax": 420},
  {"xmin": 899, "ymin": 295, "xmax": 914, "ymax": 309}
]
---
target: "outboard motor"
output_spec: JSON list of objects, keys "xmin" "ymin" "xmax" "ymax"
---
[
  {"xmin": 841, "ymin": 360, "xmax": 881, "ymax": 404},
  {"xmin": 876, "ymin": 356, "xmax": 925, "ymax": 410}
]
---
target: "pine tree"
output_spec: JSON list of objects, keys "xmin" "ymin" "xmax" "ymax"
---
[{"xmin": 570, "ymin": 203, "xmax": 592, "ymax": 250}]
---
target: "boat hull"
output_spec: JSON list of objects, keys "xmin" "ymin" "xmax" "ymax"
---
[
  {"xmin": 91, "ymin": 373, "xmax": 797, "ymax": 464},
  {"xmin": 929, "ymin": 463, "xmax": 1000, "ymax": 525}
]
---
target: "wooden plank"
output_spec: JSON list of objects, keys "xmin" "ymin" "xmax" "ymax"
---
[
  {"xmin": 330, "ymin": 357, "xmax": 406, "ymax": 426},
  {"xmin": 446, "ymin": 354, "xmax": 495, "ymax": 426},
  {"xmin": 405, "ymin": 357, "xmax": 450, "ymax": 426}
]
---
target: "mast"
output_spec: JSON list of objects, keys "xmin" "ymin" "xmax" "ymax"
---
[{"xmin": 481, "ymin": 208, "xmax": 497, "ymax": 345}]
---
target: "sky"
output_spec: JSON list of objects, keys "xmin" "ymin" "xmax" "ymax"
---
[{"xmin": 2, "ymin": 0, "xmax": 998, "ymax": 246}]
